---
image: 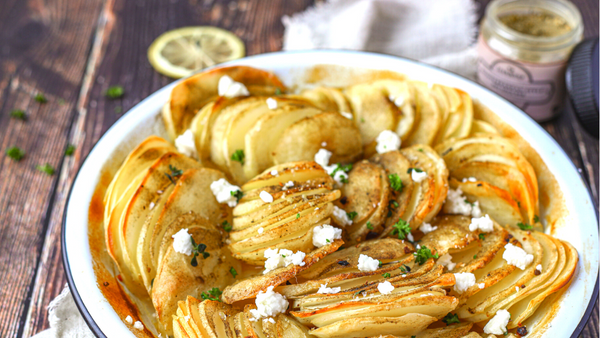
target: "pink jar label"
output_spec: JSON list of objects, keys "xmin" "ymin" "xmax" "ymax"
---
[{"xmin": 476, "ymin": 35, "xmax": 567, "ymax": 121}]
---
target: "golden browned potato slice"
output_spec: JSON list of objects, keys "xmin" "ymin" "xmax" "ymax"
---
[
  {"xmin": 152, "ymin": 222, "xmax": 238, "ymax": 333},
  {"xmin": 404, "ymin": 81, "xmax": 442, "ymax": 146},
  {"xmin": 276, "ymin": 313, "xmax": 316, "ymax": 338},
  {"xmin": 272, "ymin": 111, "xmax": 363, "ymax": 166},
  {"xmin": 175, "ymin": 300, "xmax": 200, "ymax": 338},
  {"xmin": 194, "ymin": 299, "xmax": 241, "ymax": 338},
  {"xmin": 432, "ymin": 86, "xmax": 462, "ymax": 145},
  {"xmin": 449, "ymin": 178, "xmax": 523, "ymax": 227},
  {"xmin": 419, "ymin": 215, "xmax": 480, "ymax": 256},
  {"xmin": 243, "ymin": 105, "xmax": 323, "ymax": 180},
  {"xmin": 368, "ymin": 79, "xmax": 417, "ymax": 142},
  {"xmin": 119, "ymin": 153, "xmax": 200, "ymax": 289},
  {"xmin": 415, "ymin": 322, "xmax": 473, "ymax": 338},
  {"xmin": 398, "ymin": 145, "xmax": 448, "ymax": 232},
  {"xmin": 240, "ymin": 161, "xmax": 331, "ymax": 192},
  {"xmin": 470, "ymin": 120, "xmax": 499, "ymax": 135},
  {"xmin": 369, "ymin": 150, "xmax": 414, "ymax": 239},
  {"xmin": 221, "ymin": 239, "xmax": 343, "ymax": 304},
  {"xmin": 165, "ymin": 65, "xmax": 286, "ymax": 139},
  {"xmin": 104, "ymin": 136, "xmax": 176, "ymax": 225},
  {"xmin": 344, "ymin": 82, "xmax": 401, "ymax": 147},
  {"xmin": 309, "ymin": 314, "xmax": 437, "ymax": 338},
  {"xmin": 447, "ymin": 90, "xmax": 473, "ymax": 139},
  {"xmin": 337, "ymin": 160, "xmax": 390, "ymax": 244},
  {"xmin": 300, "ymin": 87, "xmax": 353, "ymax": 113}
]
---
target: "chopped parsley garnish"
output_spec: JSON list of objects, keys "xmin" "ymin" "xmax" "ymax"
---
[
  {"xmin": 517, "ymin": 222, "xmax": 533, "ymax": 230},
  {"xmin": 473, "ymin": 254, "xmax": 477, "ymax": 259},
  {"xmin": 533, "ymin": 215, "xmax": 540, "ymax": 223},
  {"xmin": 366, "ymin": 221, "xmax": 373, "ymax": 230},
  {"xmin": 464, "ymin": 199, "xmax": 474, "ymax": 206},
  {"xmin": 222, "ymin": 220, "xmax": 232, "ymax": 232},
  {"xmin": 360, "ymin": 118, "xmax": 365, "ymax": 123},
  {"xmin": 35, "ymin": 93, "xmax": 47, "ymax": 103},
  {"xmin": 165, "ymin": 164, "xmax": 183, "ymax": 183},
  {"xmin": 190, "ymin": 238, "xmax": 210, "ymax": 267},
  {"xmin": 442, "ymin": 313, "xmax": 460, "ymax": 325},
  {"xmin": 330, "ymin": 163, "xmax": 353, "ymax": 178},
  {"xmin": 37, "ymin": 163, "xmax": 55, "ymax": 175},
  {"xmin": 231, "ymin": 149, "xmax": 245, "ymax": 164},
  {"xmin": 6, "ymin": 147, "xmax": 25, "ymax": 161},
  {"xmin": 407, "ymin": 168, "xmax": 423, "ymax": 174},
  {"xmin": 388, "ymin": 173, "xmax": 403, "ymax": 192},
  {"xmin": 391, "ymin": 219, "xmax": 411, "ymax": 240},
  {"xmin": 399, "ymin": 264, "xmax": 411, "ymax": 273},
  {"xmin": 275, "ymin": 88, "xmax": 282, "ymax": 95},
  {"xmin": 65, "ymin": 144, "xmax": 76, "ymax": 156},
  {"xmin": 418, "ymin": 148, "xmax": 424, "ymax": 152},
  {"xmin": 229, "ymin": 267, "xmax": 238, "ymax": 278},
  {"xmin": 383, "ymin": 272, "xmax": 391, "ymax": 278},
  {"xmin": 296, "ymin": 213, "xmax": 300, "ymax": 219},
  {"xmin": 105, "ymin": 85, "xmax": 124, "ymax": 99},
  {"xmin": 378, "ymin": 260, "xmax": 383, "ymax": 267},
  {"xmin": 326, "ymin": 239, "xmax": 331, "ymax": 243},
  {"xmin": 413, "ymin": 246, "xmax": 438, "ymax": 265},
  {"xmin": 340, "ymin": 175, "xmax": 349, "ymax": 184},
  {"xmin": 10, "ymin": 109, "xmax": 26, "ymax": 120},
  {"xmin": 230, "ymin": 190, "xmax": 243, "ymax": 202},
  {"xmin": 346, "ymin": 211, "xmax": 358, "ymax": 220},
  {"xmin": 479, "ymin": 233, "xmax": 485, "ymax": 240},
  {"xmin": 201, "ymin": 287, "xmax": 222, "ymax": 301}
]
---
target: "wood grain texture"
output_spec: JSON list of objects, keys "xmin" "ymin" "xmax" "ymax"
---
[{"xmin": 0, "ymin": 0, "xmax": 595, "ymax": 337}]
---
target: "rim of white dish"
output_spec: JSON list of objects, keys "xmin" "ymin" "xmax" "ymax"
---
[{"xmin": 62, "ymin": 49, "xmax": 599, "ymax": 338}]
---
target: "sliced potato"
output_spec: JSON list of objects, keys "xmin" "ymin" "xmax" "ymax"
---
[
  {"xmin": 310, "ymin": 314, "xmax": 437, "ymax": 338},
  {"xmin": 404, "ymin": 81, "xmax": 442, "ymax": 146},
  {"xmin": 301, "ymin": 87, "xmax": 353, "ymax": 113}
]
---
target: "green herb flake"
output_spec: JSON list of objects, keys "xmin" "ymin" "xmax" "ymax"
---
[
  {"xmin": 464, "ymin": 199, "xmax": 474, "ymax": 206},
  {"xmin": 231, "ymin": 149, "xmax": 245, "ymax": 165},
  {"xmin": 330, "ymin": 163, "xmax": 353, "ymax": 178},
  {"xmin": 201, "ymin": 287, "xmax": 222, "ymax": 301},
  {"xmin": 407, "ymin": 168, "xmax": 423, "ymax": 174},
  {"xmin": 105, "ymin": 85, "xmax": 124, "ymax": 99},
  {"xmin": 517, "ymin": 222, "xmax": 533, "ymax": 231},
  {"xmin": 418, "ymin": 148, "xmax": 423, "ymax": 152},
  {"xmin": 340, "ymin": 175, "xmax": 349, "ymax": 184},
  {"xmin": 275, "ymin": 88, "xmax": 282, "ymax": 95},
  {"xmin": 388, "ymin": 173, "xmax": 403, "ymax": 192},
  {"xmin": 346, "ymin": 211, "xmax": 358, "ymax": 220},
  {"xmin": 383, "ymin": 272, "xmax": 391, "ymax": 278},
  {"xmin": 391, "ymin": 219, "xmax": 411, "ymax": 240},
  {"xmin": 6, "ymin": 147, "xmax": 25, "ymax": 161},
  {"xmin": 479, "ymin": 233, "xmax": 485, "ymax": 240},
  {"xmin": 35, "ymin": 93, "xmax": 47, "ymax": 103},
  {"xmin": 165, "ymin": 164, "xmax": 184, "ymax": 183},
  {"xmin": 378, "ymin": 260, "xmax": 383, "ymax": 267},
  {"xmin": 360, "ymin": 118, "xmax": 365, "ymax": 123},
  {"xmin": 442, "ymin": 313, "xmax": 460, "ymax": 325},
  {"xmin": 533, "ymin": 215, "xmax": 540, "ymax": 223},
  {"xmin": 65, "ymin": 144, "xmax": 76, "ymax": 156},
  {"xmin": 222, "ymin": 220, "xmax": 232, "ymax": 232},
  {"xmin": 230, "ymin": 190, "xmax": 243, "ymax": 202},
  {"xmin": 413, "ymin": 246, "xmax": 437, "ymax": 265},
  {"xmin": 190, "ymin": 237, "xmax": 210, "ymax": 267},
  {"xmin": 296, "ymin": 213, "xmax": 300, "ymax": 219},
  {"xmin": 366, "ymin": 221, "xmax": 373, "ymax": 230},
  {"xmin": 37, "ymin": 163, "xmax": 55, "ymax": 175},
  {"xmin": 326, "ymin": 239, "xmax": 331, "ymax": 243},
  {"xmin": 473, "ymin": 254, "xmax": 478, "ymax": 259},
  {"xmin": 10, "ymin": 109, "xmax": 26, "ymax": 120},
  {"xmin": 229, "ymin": 267, "xmax": 238, "ymax": 278}
]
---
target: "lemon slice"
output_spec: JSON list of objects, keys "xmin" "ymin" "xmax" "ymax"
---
[{"xmin": 148, "ymin": 26, "xmax": 245, "ymax": 78}]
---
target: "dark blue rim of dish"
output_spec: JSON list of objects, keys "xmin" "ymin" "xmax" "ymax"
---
[{"xmin": 61, "ymin": 49, "xmax": 599, "ymax": 338}]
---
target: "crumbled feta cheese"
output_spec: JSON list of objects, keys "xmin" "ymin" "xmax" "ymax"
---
[
  {"xmin": 375, "ymin": 130, "xmax": 401, "ymax": 154},
  {"xmin": 420, "ymin": 222, "xmax": 438, "ymax": 234},
  {"xmin": 390, "ymin": 95, "xmax": 405, "ymax": 107},
  {"xmin": 270, "ymin": 169, "xmax": 278, "ymax": 176},
  {"xmin": 174, "ymin": 129, "xmax": 198, "ymax": 158},
  {"xmin": 411, "ymin": 169, "xmax": 427, "ymax": 183},
  {"xmin": 503, "ymin": 243, "xmax": 534, "ymax": 270},
  {"xmin": 267, "ymin": 317, "xmax": 276, "ymax": 324},
  {"xmin": 133, "ymin": 321, "xmax": 144, "ymax": 330},
  {"xmin": 157, "ymin": 190, "xmax": 163, "ymax": 194},
  {"xmin": 321, "ymin": 142, "xmax": 327, "ymax": 147},
  {"xmin": 218, "ymin": 75, "xmax": 250, "ymax": 98},
  {"xmin": 210, "ymin": 178, "xmax": 242, "ymax": 207},
  {"xmin": 469, "ymin": 214, "xmax": 494, "ymax": 232},
  {"xmin": 462, "ymin": 177, "xmax": 477, "ymax": 182},
  {"xmin": 407, "ymin": 232, "xmax": 415, "ymax": 242},
  {"xmin": 317, "ymin": 283, "xmax": 341, "ymax": 294},
  {"xmin": 479, "ymin": 283, "xmax": 485, "ymax": 289},
  {"xmin": 357, "ymin": 254, "xmax": 380, "ymax": 272},
  {"xmin": 483, "ymin": 309, "xmax": 511, "ymax": 335},
  {"xmin": 377, "ymin": 281, "xmax": 395, "ymax": 295},
  {"xmin": 249, "ymin": 286, "xmax": 288, "ymax": 320},
  {"xmin": 515, "ymin": 286, "xmax": 520, "ymax": 292},
  {"xmin": 536, "ymin": 264, "xmax": 542, "ymax": 272},
  {"xmin": 312, "ymin": 224, "xmax": 342, "ymax": 247},
  {"xmin": 149, "ymin": 202, "xmax": 155, "ymax": 210},
  {"xmin": 284, "ymin": 181, "xmax": 294, "ymax": 189},
  {"xmin": 260, "ymin": 191, "xmax": 274, "ymax": 203},
  {"xmin": 263, "ymin": 249, "xmax": 305, "ymax": 274},
  {"xmin": 332, "ymin": 206, "xmax": 352, "ymax": 226},
  {"xmin": 471, "ymin": 201, "xmax": 483, "ymax": 218},
  {"xmin": 125, "ymin": 315, "xmax": 133, "ymax": 324},
  {"xmin": 437, "ymin": 253, "xmax": 456, "ymax": 271},
  {"xmin": 172, "ymin": 229, "xmax": 193, "ymax": 256},
  {"xmin": 314, "ymin": 148, "xmax": 332, "ymax": 168},
  {"xmin": 266, "ymin": 98, "xmax": 278, "ymax": 109},
  {"xmin": 258, "ymin": 227, "xmax": 264, "ymax": 234},
  {"xmin": 340, "ymin": 111, "xmax": 353, "ymax": 119},
  {"xmin": 443, "ymin": 188, "xmax": 479, "ymax": 216},
  {"xmin": 453, "ymin": 272, "xmax": 476, "ymax": 294}
]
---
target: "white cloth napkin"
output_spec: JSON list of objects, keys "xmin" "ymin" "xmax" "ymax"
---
[
  {"xmin": 32, "ymin": 285, "xmax": 95, "ymax": 338},
  {"xmin": 282, "ymin": 0, "xmax": 479, "ymax": 79}
]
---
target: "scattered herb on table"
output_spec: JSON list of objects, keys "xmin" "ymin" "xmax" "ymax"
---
[
  {"xmin": 65, "ymin": 144, "xmax": 76, "ymax": 156},
  {"xmin": 35, "ymin": 93, "xmax": 47, "ymax": 103},
  {"xmin": 106, "ymin": 85, "xmax": 124, "ymax": 99},
  {"xmin": 10, "ymin": 109, "xmax": 26, "ymax": 120},
  {"xmin": 37, "ymin": 163, "xmax": 55, "ymax": 175},
  {"xmin": 6, "ymin": 147, "xmax": 25, "ymax": 161}
]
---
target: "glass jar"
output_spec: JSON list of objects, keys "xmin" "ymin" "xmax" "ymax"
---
[{"xmin": 477, "ymin": 0, "xmax": 583, "ymax": 122}]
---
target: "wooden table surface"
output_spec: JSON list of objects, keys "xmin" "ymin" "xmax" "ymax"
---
[{"xmin": 0, "ymin": 0, "xmax": 597, "ymax": 337}]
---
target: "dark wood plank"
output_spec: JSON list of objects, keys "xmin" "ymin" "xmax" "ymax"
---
[{"xmin": 0, "ymin": 0, "xmax": 104, "ymax": 337}]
